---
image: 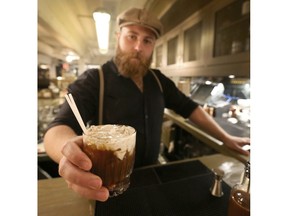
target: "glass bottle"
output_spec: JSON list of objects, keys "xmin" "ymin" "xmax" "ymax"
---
[{"xmin": 227, "ymin": 161, "xmax": 250, "ymax": 216}]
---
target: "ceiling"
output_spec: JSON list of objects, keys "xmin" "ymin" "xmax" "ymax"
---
[{"xmin": 38, "ymin": 0, "xmax": 177, "ymax": 66}]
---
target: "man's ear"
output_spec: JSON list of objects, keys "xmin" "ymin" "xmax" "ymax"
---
[{"xmin": 115, "ymin": 31, "xmax": 120, "ymax": 39}]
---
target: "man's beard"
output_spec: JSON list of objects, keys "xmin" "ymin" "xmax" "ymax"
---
[{"xmin": 114, "ymin": 45, "xmax": 152, "ymax": 78}]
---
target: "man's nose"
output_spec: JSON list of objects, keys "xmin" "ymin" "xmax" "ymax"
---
[{"xmin": 134, "ymin": 40, "xmax": 144, "ymax": 52}]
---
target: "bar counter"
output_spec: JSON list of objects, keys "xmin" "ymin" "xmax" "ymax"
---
[
  {"xmin": 163, "ymin": 109, "xmax": 249, "ymax": 163},
  {"xmin": 38, "ymin": 154, "xmax": 244, "ymax": 216}
]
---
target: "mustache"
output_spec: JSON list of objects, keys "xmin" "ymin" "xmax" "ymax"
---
[
  {"xmin": 128, "ymin": 52, "xmax": 151, "ymax": 68},
  {"xmin": 126, "ymin": 52, "xmax": 140, "ymax": 59}
]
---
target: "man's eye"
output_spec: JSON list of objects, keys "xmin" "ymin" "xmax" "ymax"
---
[
  {"xmin": 144, "ymin": 39, "xmax": 154, "ymax": 45},
  {"xmin": 128, "ymin": 35, "xmax": 137, "ymax": 40},
  {"xmin": 144, "ymin": 39, "xmax": 153, "ymax": 45}
]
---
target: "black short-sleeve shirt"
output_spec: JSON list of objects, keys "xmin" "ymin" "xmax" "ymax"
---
[{"xmin": 47, "ymin": 60, "xmax": 198, "ymax": 167}]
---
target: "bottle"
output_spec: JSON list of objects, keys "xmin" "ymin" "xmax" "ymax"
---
[{"xmin": 227, "ymin": 161, "xmax": 250, "ymax": 216}]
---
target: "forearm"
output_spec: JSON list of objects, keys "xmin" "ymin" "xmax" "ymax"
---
[
  {"xmin": 43, "ymin": 125, "xmax": 78, "ymax": 163},
  {"xmin": 188, "ymin": 106, "xmax": 230, "ymax": 142}
]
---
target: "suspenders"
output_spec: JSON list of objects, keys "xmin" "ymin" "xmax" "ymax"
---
[
  {"xmin": 149, "ymin": 69, "xmax": 163, "ymax": 93},
  {"xmin": 97, "ymin": 67, "xmax": 163, "ymax": 125}
]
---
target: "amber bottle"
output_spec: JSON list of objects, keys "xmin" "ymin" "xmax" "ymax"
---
[{"xmin": 227, "ymin": 161, "xmax": 250, "ymax": 216}]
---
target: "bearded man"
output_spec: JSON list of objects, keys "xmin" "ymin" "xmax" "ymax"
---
[{"xmin": 43, "ymin": 7, "xmax": 250, "ymax": 201}]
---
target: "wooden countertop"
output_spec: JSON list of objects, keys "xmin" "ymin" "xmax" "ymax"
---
[
  {"xmin": 38, "ymin": 178, "xmax": 95, "ymax": 216},
  {"xmin": 38, "ymin": 154, "xmax": 244, "ymax": 215},
  {"xmin": 163, "ymin": 109, "xmax": 249, "ymax": 164}
]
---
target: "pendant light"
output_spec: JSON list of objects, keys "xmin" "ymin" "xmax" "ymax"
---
[{"xmin": 93, "ymin": 9, "xmax": 111, "ymax": 54}]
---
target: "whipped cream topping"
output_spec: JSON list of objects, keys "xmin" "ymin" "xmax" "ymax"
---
[{"xmin": 83, "ymin": 124, "xmax": 136, "ymax": 160}]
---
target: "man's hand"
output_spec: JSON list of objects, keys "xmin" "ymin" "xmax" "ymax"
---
[
  {"xmin": 59, "ymin": 136, "xmax": 109, "ymax": 201},
  {"xmin": 222, "ymin": 135, "xmax": 250, "ymax": 156}
]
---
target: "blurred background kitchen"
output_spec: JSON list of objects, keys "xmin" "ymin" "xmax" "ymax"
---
[{"xmin": 38, "ymin": 0, "xmax": 250, "ymax": 178}]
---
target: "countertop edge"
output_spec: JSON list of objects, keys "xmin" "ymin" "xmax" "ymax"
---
[{"xmin": 163, "ymin": 108, "xmax": 248, "ymax": 164}]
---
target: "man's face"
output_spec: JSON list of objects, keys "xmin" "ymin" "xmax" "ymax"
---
[{"xmin": 114, "ymin": 25, "xmax": 156, "ymax": 78}]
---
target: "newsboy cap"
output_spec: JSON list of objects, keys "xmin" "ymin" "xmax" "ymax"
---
[{"xmin": 117, "ymin": 7, "xmax": 163, "ymax": 38}]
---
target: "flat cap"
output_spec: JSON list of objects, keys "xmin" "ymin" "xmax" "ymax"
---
[{"xmin": 117, "ymin": 7, "xmax": 163, "ymax": 38}]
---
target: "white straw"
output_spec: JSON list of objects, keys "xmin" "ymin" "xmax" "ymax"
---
[{"xmin": 65, "ymin": 93, "xmax": 87, "ymax": 134}]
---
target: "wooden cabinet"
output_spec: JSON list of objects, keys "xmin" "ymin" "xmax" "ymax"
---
[
  {"xmin": 167, "ymin": 36, "xmax": 178, "ymax": 65},
  {"xmin": 183, "ymin": 21, "xmax": 202, "ymax": 62},
  {"xmin": 206, "ymin": 0, "xmax": 250, "ymax": 65},
  {"xmin": 155, "ymin": 45, "xmax": 163, "ymax": 67},
  {"xmin": 214, "ymin": 1, "xmax": 250, "ymax": 57},
  {"xmin": 153, "ymin": 0, "xmax": 250, "ymax": 78}
]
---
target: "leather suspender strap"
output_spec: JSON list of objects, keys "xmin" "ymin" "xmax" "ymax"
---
[
  {"xmin": 149, "ymin": 69, "xmax": 163, "ymax": 93},
  {"xmin": 98, "ymin": 66, "xmax": 104, "ymax": 125}
]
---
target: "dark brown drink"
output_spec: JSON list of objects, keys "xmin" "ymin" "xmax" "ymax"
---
[
  {"xmin": 83, "ymin": 125, "xmax": 136, "ymax": 197},
  {"xmin": 83, "ymin": 144, "xmax": 135, "ymax": 195},
  {"xmin": 227, "ymin": 189, "xmax": 250, "ymax": 216}
]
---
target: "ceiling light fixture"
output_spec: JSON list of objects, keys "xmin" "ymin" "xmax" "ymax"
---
[
  {"xmin": 93, "ymin": 10, "xmax": 111, "ymax": 54},
  {"xmin": 66, "ymin": 54, "xmax": 80, "ymax": 63}
]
